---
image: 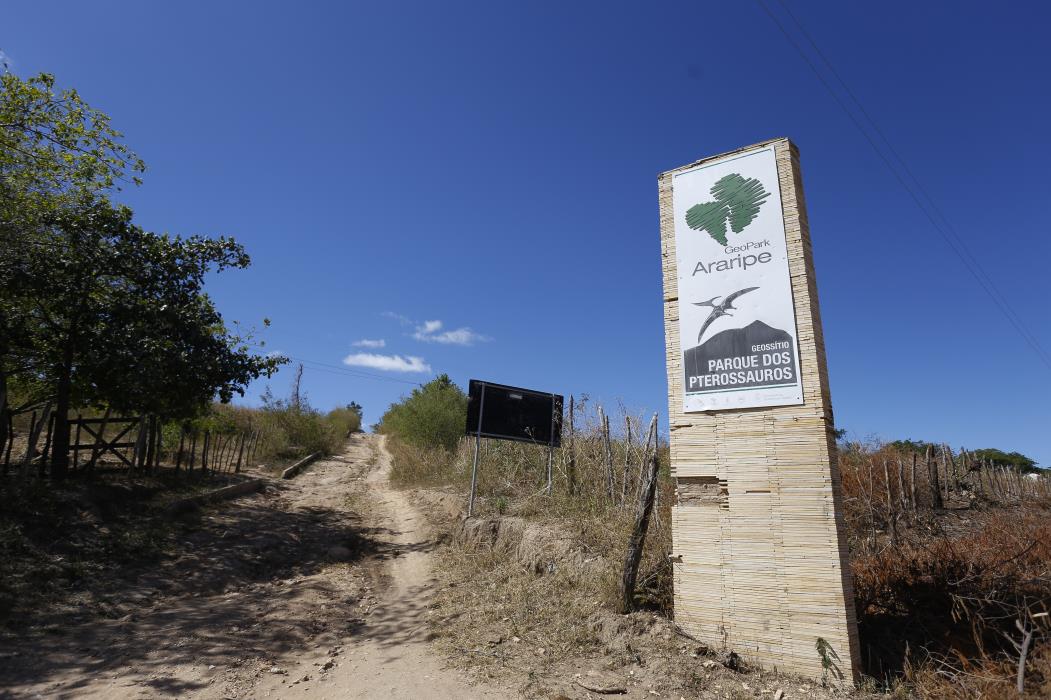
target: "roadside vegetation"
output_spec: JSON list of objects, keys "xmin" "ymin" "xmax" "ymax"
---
[
  {"xmin": 1, "ymin": 70, "xmax": 286, "ymax": 479},
  {"xmin": 378, "ymin": 376, "xmax": 1050, "ymax": 697},
  {"xmin": 377, "ymin": 377, "xmax": 681, "ymax": 689},
  {"xmin": 0, "ymin": 71, "xmax": 362, "ymax": 632}
]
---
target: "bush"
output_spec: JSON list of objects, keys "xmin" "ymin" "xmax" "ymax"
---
[
  {"xmin": 164, "ymin": 397, "xmax": 362, "ymax": 466},
  {"xmin": 377, "ymin": 374, "xmax": 466, "ymax": 451}
]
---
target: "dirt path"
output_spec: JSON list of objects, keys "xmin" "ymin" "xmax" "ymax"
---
[
  {"xmin": 250, "ymin": 435, "xmax": 504, "ymax": 700},
  {"xmin": 0, "ymin": 435, "xmax": 504, "ymax": 699}
]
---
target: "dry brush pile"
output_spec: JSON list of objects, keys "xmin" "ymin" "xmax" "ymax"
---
[{"xmin": 840, "ymin": 442, "xmax": 1051, "ymax": 697}]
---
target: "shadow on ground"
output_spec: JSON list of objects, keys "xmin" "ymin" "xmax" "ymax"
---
[{"xmin": 0, "ymin": 483, "xmax": 436, "ymax": 699}]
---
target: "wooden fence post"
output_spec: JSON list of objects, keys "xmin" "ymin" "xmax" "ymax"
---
[
  {"xmin": 213, "ymin": 434, "xmax": 225, "ymax": 472},
  {"xmin": 72, "ymin": 414, "xmax": 83, "ymax": 472},
  {"xmin": 621, "ymin": 415, "xmax": 633, "ymax": 505},
  {"xmin": 0, "ymin": 382, "xmax": 6, "ymax": 474},
  {"xmin": 133, "ymin": 417, "xmax": 148, "ymax": 472},
  {"xmin": 566, "ymin": 396, "xmax": 576, "ymax": 496},
  {"xmin": 188, "ymin": 432, "xmax": 197, "ymax": 473},
  {"xmin": 175, "ymin": 429, "xmax": 185, "ymax": 471},
  {"xmin": 201, "ymin": 431, "xmax": 210, "ymax": 472},
  {"xmin": 235, "ymin": 432, "xmax": 246, "ymax": 473},
  {"xmin": 910, "ymin": 453, "xmax": 917, "ymax": 511},
  {"xmin": 39, "ymin": 411, "xmax": 57, "ymax": 478},
  {"xmin": 154, "ymin": 419, "xmax": 164, "ymax": 470},
  {"xmin": 22, "ymin": 403, "xmax": 52, "ymax": 475},
  {"xmin": 21, "ymin": 410, "xmax": 38, "ymax": 469},
  {"xmin": 883, "ymin": 460, "xmax": 898, "ymax": 545},
  {"xmin": 618, "ymin": 452, "xmax": 661, "ymax": 614},
  {"xmin": 2, "ymin": 411, "xmax": 13, "ymax": 475},
  {"xmin": 636, "ymin": 413, "xmax": 657, "ymax": 502},
  {"xmin": 144, "ymin": 416, "xmax": 157, "ymax": 473},
  {"xmin": 601, "ymin": 409, "xmax": 614, "ymax": 502},
  {"xmin": 926, "ymin": 445, "xmax": 942, "ymax": 509},
  {"xmin": 85, "ymin": 408, "xmax": 110, "ymax": 472},
  {"xmin": 247, "ymin": 431, "xmax": 259, "ymax": 464},
  {"xmin": 896, "ymin": 458, "xmax": 906, "ymax": 511}
]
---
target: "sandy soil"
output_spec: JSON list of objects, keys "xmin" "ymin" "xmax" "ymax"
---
[{"xmin": 0, "ymin": 434, "xmax": 504, "ymax": 699}]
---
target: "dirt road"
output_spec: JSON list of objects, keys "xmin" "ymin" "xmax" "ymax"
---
[{"xmin": 0, "ymin": 435, "xmax": 504, "ymax": 699}]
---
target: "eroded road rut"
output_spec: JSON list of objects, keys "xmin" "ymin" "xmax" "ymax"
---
[{"xmin": 1, "ymin": 435, "xmax": 502, "ymax": 699}]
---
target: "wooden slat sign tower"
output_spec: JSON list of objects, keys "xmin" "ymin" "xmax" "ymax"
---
[{"xmin": 659, "ymin": 138, "xmax": 860, "ymax": 682}]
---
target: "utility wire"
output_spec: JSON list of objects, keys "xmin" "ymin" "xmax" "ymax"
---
[
  {"xmin": 756, "ymin": 0, "xmax": 1051, "ymax": 371},
  {"xmin": 772, "ymin": 0, "xmax": 1051, "ymax": 370}
]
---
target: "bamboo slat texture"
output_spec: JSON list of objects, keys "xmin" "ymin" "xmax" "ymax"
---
[{"xmin": 659, "ymin": 138, "xmax": 860, "ymax": 683}]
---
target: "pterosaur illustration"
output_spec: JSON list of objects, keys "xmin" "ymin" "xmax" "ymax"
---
[{"xmin": 693, "ymin": 286, "xmax": 759, "ymax": 343}]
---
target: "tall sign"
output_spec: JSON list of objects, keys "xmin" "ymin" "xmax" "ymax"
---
[
  {"xmin": 659, "ymin": 139, "xmax": 860, "ymax": 682},
  {"xmin": 673, "ymin": 146, "xmax": 802, "ymax": 411}
]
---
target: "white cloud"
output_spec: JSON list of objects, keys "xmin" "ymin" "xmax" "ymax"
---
[
  {"xmin": 352, "ymin": 338, "xmax": 386, "ymax": 349},
  {"xmin": 418, "ymin": 320, "xmax": 443, "ymax": 334},
  {"xmin": 414, "ymin": 319, "xmax": 490, "ymax": 346},
  {"xmin": 422, "ymin": 328, "xmax": 489, "ymax": 345},
  {"xmin": 385, "ymin": 312, "xmax": 492, "ymax": 346},
  {"xmin": 343, "ymin": 352, "xmax": 431, "ymax": 373},
  {"xmin": 381, "ymin": 311, "xmax": 413, "ymax": 326}
]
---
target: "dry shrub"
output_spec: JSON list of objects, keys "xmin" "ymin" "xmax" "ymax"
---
[
  {"xmin": 852, "ymin": 509, "xmax": 1051, "ymax": 695},
  {"xmin": 192, "ymin": 401, "xmax": 359, "ymax": 465},
  {"xmin": 388, "ymin": 398, "xmax": 674, "ymax": 614},
  {"xmin": 907, "ymin": 643, "xmax": 1051, "ymax": 699},
  {"xmin": 387, "ymin": 438, "xmax": 461, "ymax": 487},
  {"xmin": 431, "ymin": 525, "xmax": 619, "ymax": 662}
]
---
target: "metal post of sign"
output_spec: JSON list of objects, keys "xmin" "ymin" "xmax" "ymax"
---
[
  {"xmin": 545, "ymin": 397, "xmax": 555, "ymax": 495},
  {"xmin": 467, "ymin": 383, "xmax": 486, "ymax": 518}
]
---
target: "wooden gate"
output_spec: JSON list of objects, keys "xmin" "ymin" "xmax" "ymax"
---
[{"xmin": 70, "ymin": 416, "xmax": 145, "ymax": 470}]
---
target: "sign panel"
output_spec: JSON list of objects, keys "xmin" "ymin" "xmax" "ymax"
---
[
  {"xmin": 465, "ymin": 380, "xmax": 563, "ymax": 447},
  {"xmin": 672, "ymin": 145, "xmax": 804, "ymax": 411}
]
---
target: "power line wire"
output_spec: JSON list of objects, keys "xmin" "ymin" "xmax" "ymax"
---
[
  {"xmin": 755, "ymin": 0, "xmax": 1051, "ymax": 371},
  {"xmin": 772, "ymin": 0, "xmax": 1051, "ymax": 370}
]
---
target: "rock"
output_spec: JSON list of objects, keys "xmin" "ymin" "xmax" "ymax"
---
[{"xmin": 773, "ymin": 690, "xmax": 785, "ymax": 700}]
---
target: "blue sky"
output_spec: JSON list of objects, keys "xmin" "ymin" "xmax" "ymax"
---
[{"xmin": 4, "ymin": 1, "xmax": 1049, "ymax": 464}]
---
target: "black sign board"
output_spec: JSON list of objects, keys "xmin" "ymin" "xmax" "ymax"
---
[{"xmin": 465, "ymin": 380, "xmax": 563, "ymax": 447}]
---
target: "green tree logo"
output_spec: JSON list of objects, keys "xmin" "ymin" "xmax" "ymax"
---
[{"xmin": 685, "ymin": 173, "xmax": 770, "ymax": 245}]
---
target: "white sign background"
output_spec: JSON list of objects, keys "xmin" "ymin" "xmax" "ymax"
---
[{"xmin": 672, "ymin": 146, "xmax": 804, "ymax": 411}]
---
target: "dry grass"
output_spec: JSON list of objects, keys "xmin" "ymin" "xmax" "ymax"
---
[
  {"xmin": 392, "ymin": 412, "xmax": 1051, "ymax": 696},
  {"xmin": 838, "ymin": 443, "xmax": 1051, "ymax": 695},
  {"xmin": 431, "ymin": 531, "xmax": 617, "ymax": 660},
  {"xmin": 388, "ymin": 399, "xmax": 673, "ymax": 613}
]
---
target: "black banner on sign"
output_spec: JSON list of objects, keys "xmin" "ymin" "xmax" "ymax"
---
[{"xmin": 465, "ymin": 380, "xmax": 563, "ymax": 447}]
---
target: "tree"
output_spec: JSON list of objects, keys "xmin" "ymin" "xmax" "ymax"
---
[
  {"xmin": 2, "ymin": 71, "xmax": 145, "ymax": 456},
  {"xmin": 377, "ymin": 374, "xmax": 466, "ymax": 451},
  {"xmin": 1, "ymin": 72, "xmax": 284, "ymax": 478},
  {"xmin": 971, "ymin": 448, "xmax": 1039, "ymax": 474}
]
